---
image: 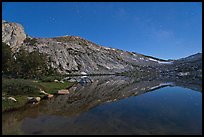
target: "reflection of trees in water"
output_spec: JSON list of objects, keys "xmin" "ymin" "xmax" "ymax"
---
[{"xmin": 2, "ymin": 75, "xmax": 202, "ymax": 134}]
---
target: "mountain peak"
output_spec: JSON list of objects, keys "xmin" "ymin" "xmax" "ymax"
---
[{"xmin": 2, "ymin": 20, "xmax": 27, "ymax": 51}]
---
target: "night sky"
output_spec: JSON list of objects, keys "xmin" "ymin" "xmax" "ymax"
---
[{"xmin": 2, "ymin": 2, "xmax": 202, "ymax": 59}]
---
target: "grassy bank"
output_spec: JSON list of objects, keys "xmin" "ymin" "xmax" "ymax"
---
[
  {"xmin": 2, "ymin": 95, "xmax": 28, "ymax": 112},
  {"xmin": 2, "ymin": 78, "xmax": 75, "ymax": 112},
  {"xmin": 37, "ymin": 81, "xmax": 75, "ymax": 94}
]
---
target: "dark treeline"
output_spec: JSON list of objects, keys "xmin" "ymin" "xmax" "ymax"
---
[{"xmin": 2, "ymin": 42, "xmax": 57, "ymax": 79}]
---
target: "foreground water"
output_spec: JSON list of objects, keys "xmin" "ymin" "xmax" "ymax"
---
[{"xmin": 2, "ymin": 76, "xmax": 202, "ymax": 135}]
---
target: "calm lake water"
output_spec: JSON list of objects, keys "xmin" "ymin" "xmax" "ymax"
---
[{"xmin": 2, "ymin": 76, "xmax": 202, "ymax": 135}]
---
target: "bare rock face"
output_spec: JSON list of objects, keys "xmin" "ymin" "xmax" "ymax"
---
[
  {"xmin": 2, "ymin": 20, "xmax": 26, "ymax": 51},
  {"xmin": 2, "ymin": 20, "xmax": 173, "ymax": 74},
  {"xmin": 24, "ymin": 37, "xmax": 138, "ymax": 74}
]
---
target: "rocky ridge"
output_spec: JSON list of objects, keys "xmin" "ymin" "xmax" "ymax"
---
[
  {"xmin": 2, "ymin": 20, "xmax": 175, "ymax": 74},
  {"xmin": 2, "ymin": 20, "xmax": 202, "ymax": 75}
]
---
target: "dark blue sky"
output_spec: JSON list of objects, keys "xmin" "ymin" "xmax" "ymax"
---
[{"xmin": 2, "ymin": 2, "xmax": 202, "ymax": 59}]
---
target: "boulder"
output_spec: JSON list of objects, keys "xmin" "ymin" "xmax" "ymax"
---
[
  {"xmin": 27, "ymin": 96, "xmax": 41, "ymax": 103},
  {"xmin": 60, "ymin": 80, "xmax": 64, "ymax": 83},
  {"xmin": 58, "ymin": 89, "xmax": 70, "ymax": 95},
  {"xmin": 68, "ymin": 78, "xmax": 77, "ymax": 82},
  {"xmin": 35, "ymin": 97, "xmax": 41, "ymax": 102},
  {"xmin": 8, "ymin": 97, "xmax": 17, "ymax": 102},
  {"xmin": 81, "ymin": 72, "xmax": 87, "ymax": 75},
  {"xmin": 47, "ymin": 94, "xmax": 54, "ymax": 98},
  {"xmin": 54, "ymin": 79, "xmax": 59, "ymax": 82},
  {"xmin": 39, "ymin": 90, "xmax": 48, "ymax": 95}
]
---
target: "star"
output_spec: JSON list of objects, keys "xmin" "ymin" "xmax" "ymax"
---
[{"xmin": 49, "ymin": 17, "xmax": 55, "ymax": 21}]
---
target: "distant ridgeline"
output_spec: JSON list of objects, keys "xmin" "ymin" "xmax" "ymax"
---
[{"xmin": 2, "ymin": 20, "xmax": 202, "ymax": 79}]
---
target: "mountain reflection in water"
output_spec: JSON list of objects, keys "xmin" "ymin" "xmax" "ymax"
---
[{"xmin": 2, "ymin": 76, "xmax": 202, "ymax": 135}]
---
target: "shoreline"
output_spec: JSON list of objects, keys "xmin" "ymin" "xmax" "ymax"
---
[{"xmin": 2, "ymin": 78, "xmax": 76, "ymax": 113}]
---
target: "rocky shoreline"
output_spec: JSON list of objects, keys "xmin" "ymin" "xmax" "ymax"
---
[{"xmin": 2, "ymin": 78, "xmax": 77, "ymax": 113}]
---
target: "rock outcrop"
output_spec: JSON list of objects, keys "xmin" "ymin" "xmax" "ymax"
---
[{"xmin": 2, "ymin": 20, "xmax": 26, "ymax": 51}]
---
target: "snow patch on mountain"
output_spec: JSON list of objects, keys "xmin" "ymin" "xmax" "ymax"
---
[{"xmin": 148, "ymin": 58, "xmax": 173, "ymax": 64}]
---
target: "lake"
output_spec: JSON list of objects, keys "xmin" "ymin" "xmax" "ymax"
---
[{"xmin": 2, "ymin": 76, "xmax": 202, "ymax": 135}]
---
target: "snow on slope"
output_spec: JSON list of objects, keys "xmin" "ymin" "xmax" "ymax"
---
[{"xmin": 148, "ymin": 58, "xmax": 173, "ymax": 64}]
